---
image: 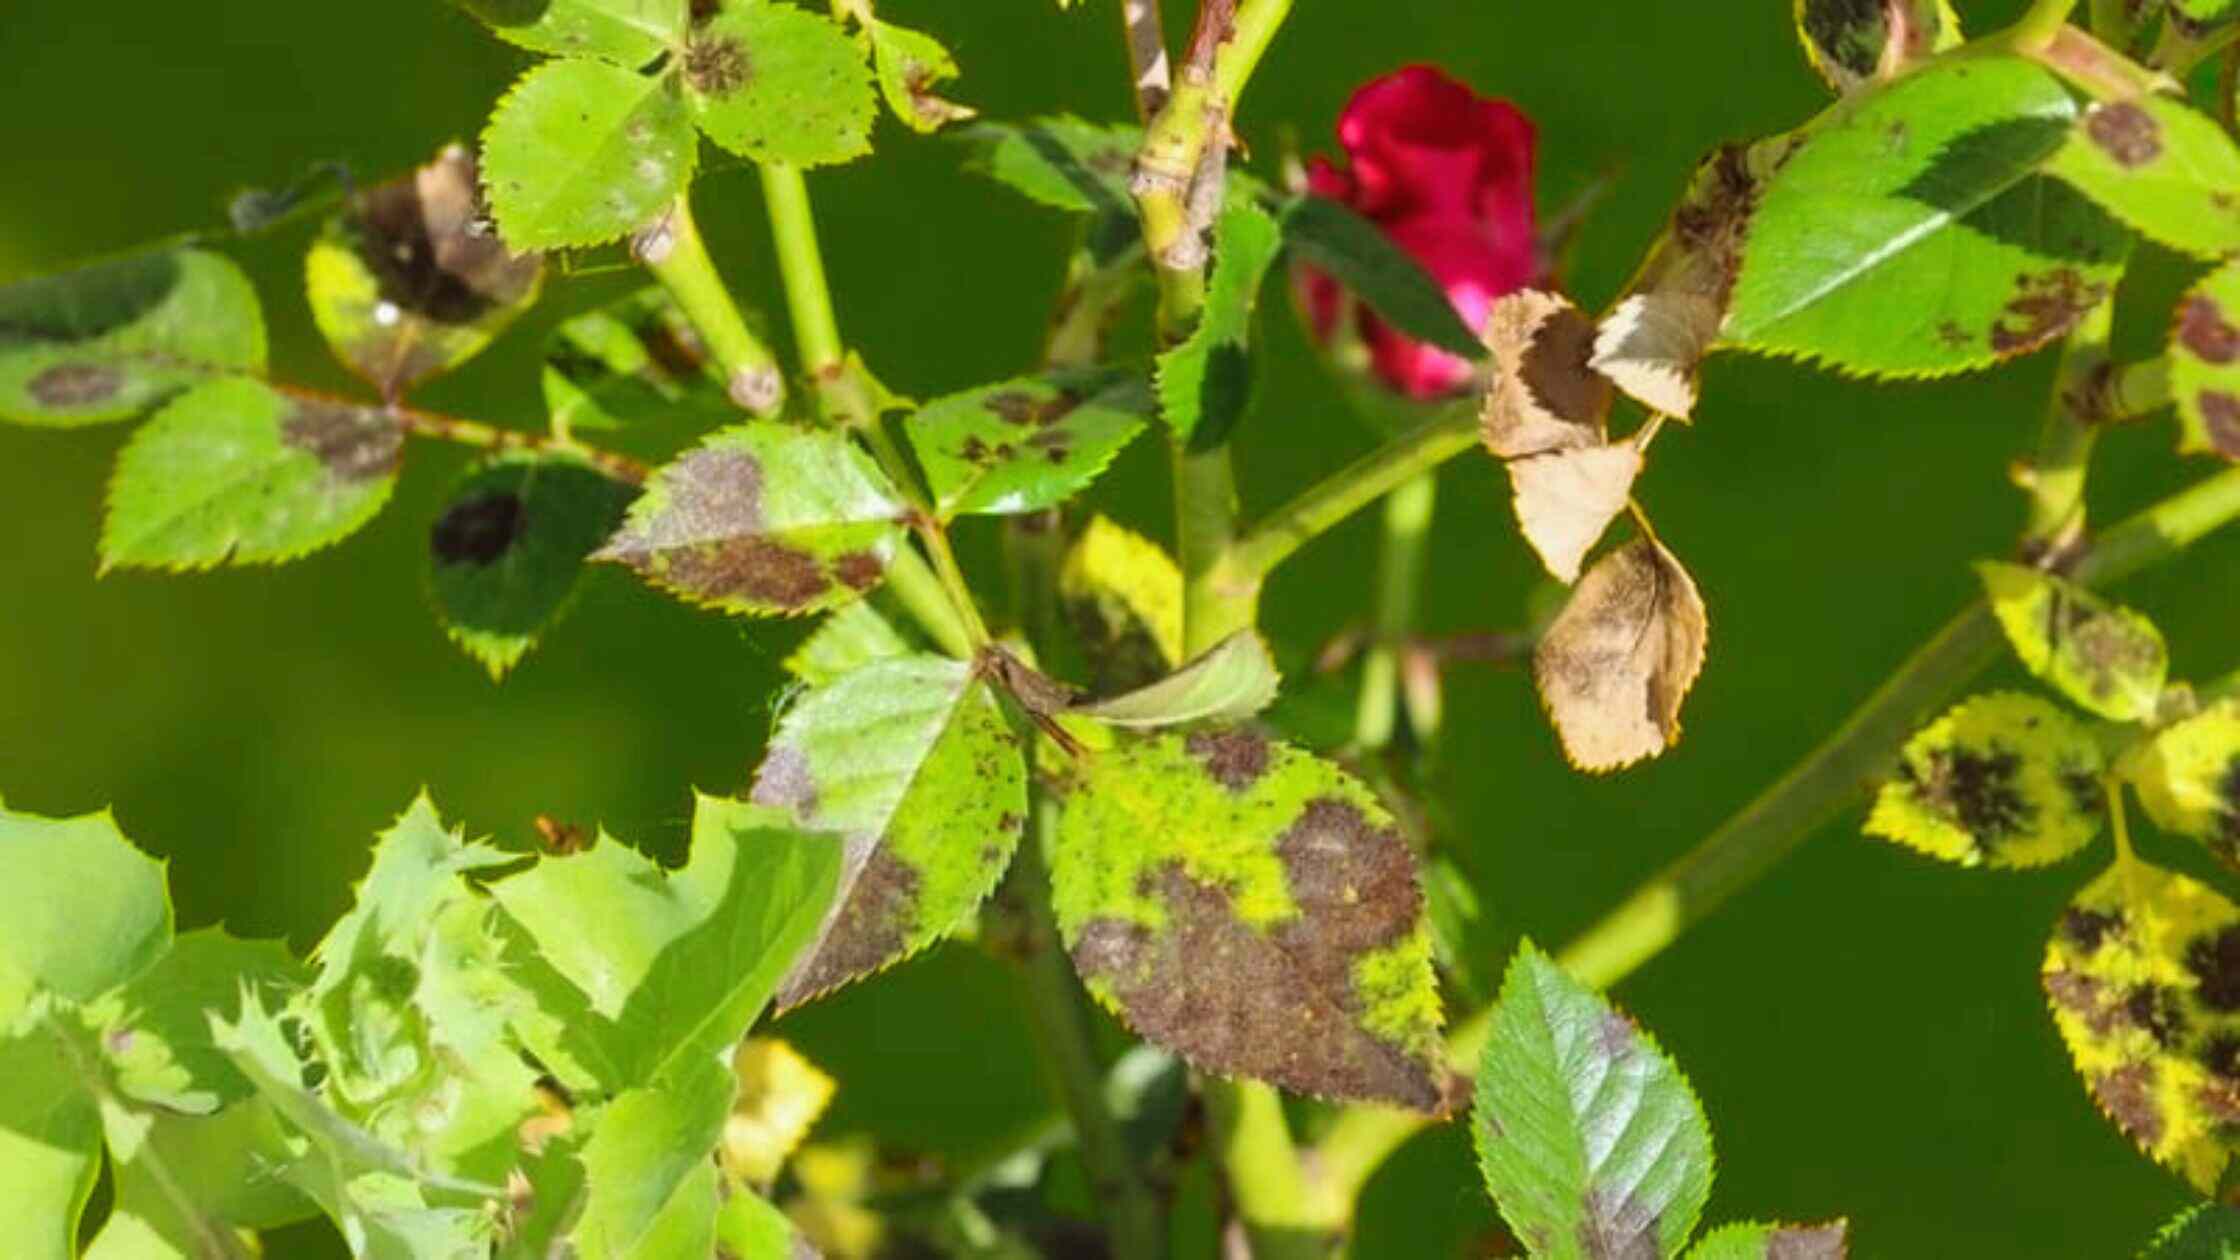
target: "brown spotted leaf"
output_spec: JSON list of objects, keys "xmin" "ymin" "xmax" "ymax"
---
[
  {"xmin": 1049, "ymin": 728, "xmax": 1447, "ymax": 1110},
  {"xmin": 683, "ymin": 2, "xmax": 876, "ymax": 169},
  {"xmin": 2170, "ymin": 260, "xmax": 2240, "ymax": 463},
  {"xmin": 1533, "ymin": 539, "xmax": 1708, "ymax": 772},
  {"xmin": 595, "ymin": 422, "xmax": 905, "ymax": 618},
  {"xmin": 1794, "ymin": 0, "xmax": 1958, "ymax": 94},
  {"xmin": 865, "ymin": 18, "xmax": 975, "ymax": 133},
  {"xmin": 909, "ymin": 367, "xmax": 1153, "ymax": 520},
  {"xmin": 2126, "ymin": 701, "xmax": 2240, "ymax": 872},
  {"xmin": 1865, "ymin": 692, "xmax": 2106, "ymax": 869},
  {"xmin": 1979, "ymin": 560, "xmax": 2167, "ymax": 723},
  {"xmin": 1508, "ymin": 443, "xmax": 1643, "ymax": 585},
  {"xmin": 2043, "ymin": 860, "xmax": 2240, "ymax": 1192},
  {"xmin": 306, "ymin": 145, "xmax": 542, "ymax": 400},
  {"xmin": 1686, "ymin": 1220, "xmax": 1848, "ymax": 1259},
  {"xmin": 2046, "ymin": 95, "xmax": 2240, "ymax": 261},
  {"xmin": 1481, "ymin": 289, "xmax": 1612, "ymax": 459},
  {"xmin": 750, "ymin": 655, "xmax": 1027, "ymax": 1010},
  {"xmin": 102, "ymin": 377, "xmax": 403, "ymax": 572}
]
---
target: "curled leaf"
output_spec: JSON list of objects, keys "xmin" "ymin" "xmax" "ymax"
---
[
  {"xmin": 1532, "ymin": 538, "xmax": 1708, "ymax": 772},
  {"xmin": 1480, "ymin": 288, "xmax": 1610, "ymax": 459},
  {"xmin": 1069, "ymin": 630, "xmax": 1281, "ymax": 728},
  {"xmin": 1507, "ymin": 443, "xmax": 1642, "ymax": 585},
  {"xmin": 867, "ymin": 19, "xmax": 975, "ymax": 133},
  {"xmin": 1978, "ymin": 560, "xmax": 2167, "ymax": 723},
  {"xmin": 1865, "ymin": 692, "xmax": 2105, "ymax": 868}
]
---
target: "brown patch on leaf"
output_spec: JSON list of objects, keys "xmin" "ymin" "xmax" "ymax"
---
[
  {"xmin": 1578, "ymin": 1184, "xmax": 1662, "ymax": 1260},
  {"xmin": 281, "ymin": 402, "xmax": 403, "ymax": 483},
  {"xmin": 597, "ymin": 446, "xmax": 849, "ymax": 610},
  {"xmin": 2178, "ymin": 296, "xmax": 2240, "ymax": 365},
  {"xmin": 1532, "ymin": 539, "xmax": 1708, "ymax": 772},
  {"xmin": 1903, "ymin": 746, "xmax": 2027, "ymax": 852},
  {"xmin": 1481, "ymin": 290, "xmax": 1609, "ymax": 459},
  {"xmin": 685, "ymin": 34, "xmax": 752, "ymax": 96},
  {"xmin": 2096, "ymin": 1062, "xmax": 2164, "ymax": 1148},
  {"xmin": 1273, "ymin": 799, "xmax": 1421, "ymax": 948},
  {"xmin": 1185, "ymin": 728, "xmax": 1270, "ymax": 793},
  {"xmin": 27, "ymin": 362, "xmax": 123, "ymax": 408},
  {"xmin": 985, "ymin": 388, "xmax": 1080, "ymax": 428},
  {"xmin": 1766, "ymin": 1222, "xmax": 1849, "ymax": 1260},
  {"xmin": 357, "ymin": 146, "xmax": 538, "ymax": 322},
  {"xmin": 2187, "ymin": 925, "xmax": 2240, "ymax": 1011},
  {"xmin": 673, "ymin": 538, "xmax": 829, "ymax": 609},
  {"xmin": 776, "ymin": 847, "xmax": 920, "ymax": 1009},
  {"xmin": 2085, "ymin": 102, "xmax": 2162, "ymax": 168},
  {"xmin": 430, "ymin": 490, "xmax": 525, "ymax": 567},
  {"xmin": 833, "ymin": 550, "xmax": 884, "ymax": 591},
  {"xmin": 2126, "ymin": 985, "xmax": 2187, "ymax": 1047},
  {"xmin": 2198, "ymin": 392, "xmax": 2240, "ymax": 459},
  {"xmin": 2061, "ymin": 906, "xmax": 2121, "ymax": 953},
  {"xmin": 2046, "ymin": 969, "xmax": 2118, "ymax": 1036},
  {"xmin": 1991, "ymin": 268, "xmax": 2105, "ymax": 357},
  {"xmin": 751, "ymin": 745, "xmax": 820, "ymax": 817}
]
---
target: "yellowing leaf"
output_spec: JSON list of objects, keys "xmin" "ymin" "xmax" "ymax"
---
[
  {"xmin": 2127, "ymin": 702, "xmax": 2240, "ymax": 868},
  {"xmin": 1479, "ymin": 289, "xmax": 1610, "ymax": 459},
  {"xmin": 1508, "ymin": 443, "xmax": 1642, "ymax": 585},
  {"xmin": 2171, "ymin": 259, "xmax": 2240, "ymax": 463},
  {"xmin": 1979, "ymin": 561, "xmax": 2168, "ymax": 723},
  {"xmin": 2044, "ymin": 860, "xmax": 2240, "ymax": 1192},
  {"xmin": 1060, "ymin": 515, "xmax": 1184, "ymax": 694},
  {"xmin": 1532, "ymin": 538, "xmax": 1708, "ymax": 772},
  {"xmin": 1866, "ymin": 692, "xmax": 2105, "ymax": 868},
  {"xmin": 722, "ymin": 1038, "xmax": 836, "ymax": 1186}
]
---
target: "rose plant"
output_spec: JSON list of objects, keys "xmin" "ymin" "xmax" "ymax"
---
[{"xmin": 7, "ymin": 0, "xmax": 2240, "ymax": 1258}]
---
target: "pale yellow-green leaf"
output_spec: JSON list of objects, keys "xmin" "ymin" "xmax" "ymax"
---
[
  {"xmin": 1866, "ymin": 692, "xmax": 2106, "ymax": 868},
  {"xmin": 2127, "ymin": 701, "xmax": 2240, "ymax": 868},
  {"xmin": 1979, "ymin": 560, "xmax": 2168, "ymax": 722}
]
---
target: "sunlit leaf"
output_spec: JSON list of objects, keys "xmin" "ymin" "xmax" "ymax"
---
[
  {"xmin": 785, "ymin": 596, "xmax": 923, "ymax": 688},
  {"xmin": 1508, "ymin": 443, "xmax": 1642, "ymax": 585},
  {"xmin": 1978, "ymin": 560, "xmax": 2167, "ymax": 722},
  {"xmin": 480, "ymin": 57, "xmax": 697, "ymax": 251},
  {"xmin": 82, "ymin": 1100, "xmax": 317, "ymax": 1260},
  {"xmin": 571, "ymin": 1059, "xmax": 731, "ymax": 1260},
  {"xmin": 716, "ymin": 1186, "xmax": 824, "ymax": 1260},
  {"xmin": 1685, "ymin": 1219, "xmax": 1848, "ymax": 1260},
  {"xmin": 683, "ymin": 3, "xmax": 875, "ymax": 168},
  {"xmin": 1160, "ymin": 201, "xmax": 1283, "ymax": 449},
  {"xmin": 1069, "ymin": 630, "xmax": 1280, "ymax": 728},
  {"xmin": 1049, "ymin": 728, "xmax": 1447, "ymax": 1109},
  {"xmin": 866, "ymin": 18, "xmax": 974, "ymax": 132},
  {"xmin": 595, "ymin": 422, "xmax": 906, "ymax": 617},
  {"xmin": 102, "ymin": 928, "xmax": 308, "ymax": 1112},
  {"xmin": 1793, "ymin": 0, "xmax": 1959, "ymax": 94},
  {"xmin": 722, "ymin": 1038, "xmax": 836, "ymax": 1186},
  {"xmin": 446, "ymin": 0, "xmax": 685, "ymax": 65},
  {"xmin": 542, "ymin": 284, "xmax": 737, "ymax": 435},
  {"xmin": 2127, "ymin": 701, "xmax": 2240, "ymax": 870},
  {"xmin": 1533, "ymin": 538, "xmax": 1708, "ymax": 772},
  {"xmin": 0, "ymin": 249, "xmax": 266, "ymax": 428},
  {"xmin": 2170, "ymin": 259, "xmax": 2240, "ymax": 463},
  {"xmin": 1725, "ymin": 56, "xmax": 2133, "ymax": 379},
  {"xmin": 1481, "ymin": 289, "xmax": 1611, "ymax": 459},
  {"xmin": 0, "ymin": 1014, "xmax": 101, "ymax": 1260},
  {"xmin": 0, "ymin": 806, "xmax": 170, "ymax": 1019},
  {"xmin": 1473, "ymin": 940, "xmax": 1714, "ymax": 1260},
  {"xmin": 2141, "ymin": 1202, "xmax": 2240, "ymax": 1259},
  {"xmin": 306, "ymin": 145, "xmax": 541, "ymax": 401},
  {"xmin": 909, "ymin": 367, "xmax": 1153, "ymax": 519},
  {"xmin": 749, "ymin": 655, "xmax": 1027, "ymax": 1008},
  {"xmin": 1060, "ymin": 515, "xmax": 1184, "ymax": 695},
  {"xmin": 961, "ymin": 117, "xmax": 1142, "ymax": 216},
  {"xmin": 428, "ymin": 454, "xmax": 639, "ymax": 679},
  {"xmin": 1281, "ymin": 196, "xmax": 1486, "ymax": 361},
  {"xmin": 1866, "ymin": 692, "xmax": 2105, "ymax": 869},
  {"xmin": 101, "ymin": 377, "xmax": 404, "ymax": 573},
  {"xmin": 2043, "ymin": 860, "xmax": 2240, "ymax": 1192},
  {"xmin": 2046, "ymin": 95, "xmax": 2240, "ymax": 260}
]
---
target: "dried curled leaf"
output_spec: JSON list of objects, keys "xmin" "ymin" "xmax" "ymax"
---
[
  {"xmin": 2043, "ymin": 860, "xmax": 2240, "ymax": 1192},
  {"xmin": 1508, "ymin": 443, "xmax": 1642, "ymax": 586},
  {"xmin": 2127, "ymin": 702, "xmax": 2240, "ymax": 870},
  {"xmin": 1533, "ymin": 538, "xmax": 1708, "ymax": 772},
  {"xmin": 866, "ymin": 18, "xmax": 975, "ymax": 133},
  {"xmin": 1978, "ymin": 561, "xmax": 2168, "ymax": 723},
  {"xmin": 1050, "ymin": 728, "xmax": 1447, "ymax": 1110},
  {"xmin": 1865, "ymin": 692, "xmax": 2105, "ymax": 868},
  {"xmin": 1480, "ymin": 288, "xmax": 1611, "ymax": 460}
]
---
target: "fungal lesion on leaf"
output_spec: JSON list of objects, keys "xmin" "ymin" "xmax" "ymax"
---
[
  {"xmin": 684, "ymin": 31, "xmax": 752, "ymax": 97},
  {"xmin": 430, "ymin": 489, "xmax": 526, "ymax": 567},
  {"xmin": 281, "ymin": 401, "xmax": 405, "ymax": 484}
]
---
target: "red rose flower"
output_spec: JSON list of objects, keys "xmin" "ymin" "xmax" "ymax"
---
[{"xmin": 1298, "ymin": 66, "xmax": 1539, "ymax": 399}]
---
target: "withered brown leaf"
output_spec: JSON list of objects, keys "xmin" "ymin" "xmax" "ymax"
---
[
  {"xmin": 1533, "ymin": 538, "xmax": 1708, "ymax": 772},
  {"xmin": 1507, "ymin": 442, "xmax": 1642, "ymax": 585},
  {"xmin": 1480, "ymin": 289, "xmax": 1611, "ymax": 459}
]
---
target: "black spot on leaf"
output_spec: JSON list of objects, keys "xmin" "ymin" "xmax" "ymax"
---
[
  {"xmin": 281, "ymin": 402, "xmax": 403, "ymax": 483},
  {"xmin": 685, "ymin": 35, "xmax": 752, "ymax": 96},
  {"xmin": 2125, "ymin": 985, "xmax": 2187, "ymax": 1047},
  {"xmin": 1910, "ymin": 746, "xmax": 2028, "ymax": 848},
  {"xmin": 1991, "ymin": 268, "xmax": 2107, "ymax": 356},
  {"xmin": 430, "ymin": 490, "xmax": 525, "ymax": 566},
  {"xmin": 834, "ymin": 550, "xmax": 883, "ymax": 591},
  {"xmin": 2061, "ymin": 906, "xmax": 2122, "ymax": 953},
  {"xmin": 2187, "ymin": 926, "xmax": 2240, "ymax": 1011}
]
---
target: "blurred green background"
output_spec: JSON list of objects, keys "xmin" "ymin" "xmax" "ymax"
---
[{"xmin": 4, "ymin": 0, "xmax": 2236, "ymax": 1254}]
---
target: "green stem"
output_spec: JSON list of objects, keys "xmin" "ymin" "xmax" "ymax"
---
[
  {"xmin": 885, "ymin": 545, "xmax": 976, "ymax": 660},
  {"xmin": 759, "ymin": 163, "xmax": 843, "ymax": 377},
  {"xmin": 2019, "ymin": 296, "xmax": 2113, "ymax": 559},
  {"xmin": 2011, "ymin": 0, "xmax": 2080, "ymax": 49},
  {"xmin": 1177, "ymin": 442, "xmax": 1248, "ymax": 655},
  {"xmin": 918, "ymin": 522, "xmax": 991, "ymax": 648},
  {"xmin": 1354, "ymin": 472, "xmax": 1437, "ymax": 749},
  {"xmin": 636, "ymin": 193, "xmax": 786, "ymax": 417},
  {"xmin": 1208, "ymin": 1077, "xmax": 1342, "ymax": 1259},
  {"xmin": 359, "ymin": 394, "xmax": 648, "ymax": 484},
  {"xmin": 1306, "ymin": 460, "xmax": 2240, "ymax": 1210},
  {"xmin": 2111, "ymin": 355, "xmax": 2173, "ymax": 420}
]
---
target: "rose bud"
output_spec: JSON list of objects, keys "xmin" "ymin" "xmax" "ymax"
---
[{"xmin": 1295, "ymin": 65, "xmax": 1541, "ymax": 402}]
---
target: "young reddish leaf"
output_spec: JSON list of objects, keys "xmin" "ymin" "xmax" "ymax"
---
[
  {"xmin": 2126, "ymin": 701, "xmax": 2240, "ymax": 870},
  {"xmin": 1533, "ymin": 538, "xmax": 1708, "ymax": 772},
  {"xmin": 1793, "ymin": 0, "xmax": 1959, "ymax": 94},
  {"xmin": 0, "ymin": 249, "xmax": 266, "ymax": 428},
  {"xmin": 2170, "ymin": 260, "xmax": 2240, "ymax": 463},
  {"xmin": 749, "ymin": 655, "xmax": 1028, "ymax": 1010},
  {"xmin": 1686, "ymin": 1220, "xmax": 1849, "ymax": 1259},
  {"xmin": 1049, "ymin": 728, "xmax": 1448, "ymax": 1110},
  {"xmin": 2046, "ymin": 95, "xmax": 2240, "ymax": 260},
  {"xmin": 1481, "ymin": 288, "xmax": 1611, "ymax": 459},
  {"xmin": 1978, "ymin": 560, "xmax": 2168, "ymax": 723},
  {"xmin": 683, "ymin": 2, "xmax": 875, "ymax": 169},
  {"xmin": 2043, "ymin": 860, "xmax": 2240, "ymax": 1193},
  {"xmin": 306, "ymin": 145, "xmax": 542, "ymax": 401},
  {"xmin": 1508, "ymin": 443, "xmax": 1642, "ymax": 585},
  {"xmin": 595, "ymin": 422, "xmax": 906, "ymax": 618},
  {"xmin": 1865, "ymin": 692, "xmax": 2106, "ymax": 869},
  {"xmin": 1474, "ymin": 941, "xmax": 1715, "ymax": 1260}
]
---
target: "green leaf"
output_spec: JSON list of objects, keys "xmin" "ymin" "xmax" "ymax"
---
[
  {"xmin": 488, "ymin": 793, "xmax": 843, "ymax": 1086},
  {"xmin": 1059, "ymin": 515, "xmax": 1183, "ymax": 695},
  {"xmin": 2142, "ymin": 1203, "xmax": 2240, "ymax": 1259},
  {"xmin": 683, "ymin": 3, "xmax": 875, "ymax": 168},
  {"xmin": 2127, "ymin": 701, "xmax": 2240, "ymax": 868},
  {"xmin": 83, "ymin": 1100, "xmax": 318, "ymax": 1260},
  {"xmin": 866, "ymin": 18, "xmax": 974, "ymax": 132},
  {"xmin": 480, "ymin": 57, "xmax": 698, "ymax": 252},
  {"xmin": 1793, "ymin": 0, "xmax": 1959, "ymax": 94},
  {"xmin": 961, "ymin": 117, "xmax": 1142, "ymax": 216},
  {"xmin": 0, "ymin": 249, "xmax": 266, "ymax": 429},
  {"xmin": 101, "ymin": 377, "xmax": 404, "ymax": 573},
  {"xmin": 1050, "ymin": 728, "xmax": 1446, "ymax": 1108},
  {"xmin": 784, "ymin": 595, "xmax": 922, "ymax": 687},
  {"xmin": 104, "ymin": 928, "xmax": 309, "ymax": 1111},
  {"xmin": 2171, "ymin": 259, "xmax": 2240, "ymax": 463},
  {"xmin": 908, "ymin": 367, "xmax": 1153, "ymax": 519},
  {"xmin": 1474, "ymin": 941, "xmax": 1714, "ymax": 1260},
  {"xmin": 542, "ymin": 285, "xmax": 738, "ymax": 435},
  {"xmin": 1282, "ymin": 196, "xmax": 1486, "ymax": 361},
  {"xmin": 595, "ymin": 421, "xmax": 906, "ymax": 617},
  {"xmin": 571, "ymin": 1059, "xmax": 731, "ymax": 1260},
  {"xmin": 1726, "ymin": 56, "xmax": 2133, "ymax": 378},
  {"xmin": 446, "ymin": 0, "xmax": 684, "ymax": 65},
  {"xmin": 2044, "ymin": 859, "xmax": 2240, "ymax": 1193},
  {"xmin": 1866, "ymin": 692, "xmax": 2106, "ymax": 868},
  {"xmin": 428, "ymin": 454, "xmax": 639, "ymax": 679},
  {"xmin": 1979, "ymin": 560, "xmax": 2168, "ymax": 722},
  {"xmin": 0, "ymin": 806, "xmax": 171, "ymax": 1019},
  {"xmin": 1159, "ymin": 202, "xmax": 1282, "ymax": 449},
  {"xmin": 749, "ymin": 655, "xmax": 1027, "ymax": 1008},
  {"xmin": 715, "ymin": 1186, "xmax": 819, "ymax": 1259},
  {"xmin": 307, "ymin": 145, "xmax": 543, "ymax": 400},
  {"xmin": 2046, "ymin": 95, "xmax": 2240, "ymax": 260},
  {"xmin": 1685, "ymin": 1220, "xmax": 1848, "ymax": 1260},
  {"xmin": 1070, "ymin": 630, "xmax": 1280, "ymax": 728},
  {"xmin": 0, "ymin": 1017, "xmax": 102, "ymax": 1260}
]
